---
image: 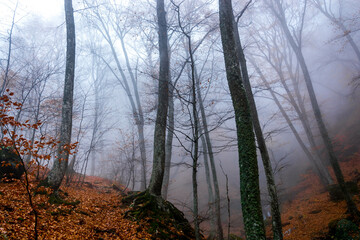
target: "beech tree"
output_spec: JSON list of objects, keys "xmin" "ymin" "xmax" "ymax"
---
[
  {"xmin": 219, "ymin": 0, "xmax": 266, "ymax": 239},
  {"xmin": 148, "ymin": 0, "xmax": 170, "ymax": 196},
  {"xmin": 232, "ymin": 4, "xmax": 283, "ymax": 239},
  {"xmin": 44, "ymin": 0, "xmax": 76, "ymax": 191}
]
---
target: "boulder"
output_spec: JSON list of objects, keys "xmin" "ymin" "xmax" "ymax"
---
[{"xmin": 0, "ymin": 146, "xmax": 24, "ymax": 181}]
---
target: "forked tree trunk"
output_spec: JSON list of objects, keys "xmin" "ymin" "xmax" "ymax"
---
[
  {"xmin": 45, "ymin": 0, "xmax": 75, "ymax": 191},
  {"xmin": 148, "ymin": 0, "xmax": 170, "ymax": 196},
  {"xmin": 219, "ymin": 0, "xmax": 266, "ymax": 239}
]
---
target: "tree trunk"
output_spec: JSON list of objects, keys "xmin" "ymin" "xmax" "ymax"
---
[
  {"xmin": 200, "ymin": 134, "xmax": 216, "ymax": 239},
  {"xmin": 233, "ymin": 19, "xmax": 283, "ymax": 240},
  {"xmin": 148, "ymin": 0, "xmax": 170, "ymax": 196},
  {"xmin": 250, "ymin": 57, "xmax": 333, "ymax": 185},
  {"xmin": 219, "ymin": 0, "xmax": 266, "ymax": 239},
  {"xmin": 45, "ymin": 0, "xmax": 75, "ymax": 191},
  {"xmin": 162, "ymin": 80, "xmax": 174, "ymax": 199},
  {"xmin": 195, "ymin": 67, "xmax": 224, "ymax": 240}
]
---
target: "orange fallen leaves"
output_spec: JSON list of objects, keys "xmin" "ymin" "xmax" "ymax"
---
[
  {"xmin": 0, "ymin": 179, "xmax": 152, "ymax": 239},
  {"xmin": 268, "ymin": 154, "xmax": 360, "ymax": 240}
]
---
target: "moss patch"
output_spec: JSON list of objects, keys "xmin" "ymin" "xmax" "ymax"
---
[{"xmin": 122, "ymin": 191, "xmax": 201, "ymax": 240}]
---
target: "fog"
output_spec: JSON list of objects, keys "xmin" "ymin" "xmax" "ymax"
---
[{"xmin": 1, "ymin": 0, "xmax": 359, "ymax": 237}]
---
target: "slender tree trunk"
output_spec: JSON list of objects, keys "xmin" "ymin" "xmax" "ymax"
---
[
  {"xmin": 233, "ymin": 20, "xmax": 283, "ymax": 240},
  {"xmin": 195, "ymin": 67, "xmax": 224, "ymax": 240},
  {"xmin": 287, "ymin": 61, "xmax": 333, "ymax": 185},
  {"xmin": 148, "ymin": 0, "xmax": 169, "ymax": 196},
  {"xmin": 250, "ymin": 57, "xmax": 333, "ymax": 185},
  {"xmin": 271, "ymin": 0, "xmax": 360, "ymax": 219},
  {"xmin": 45, "ymin": 0, "xmax": 75, "ymax": 191},
  {"xmin": 1, "ymin": 3, "xmax": 17, "ymax": 96},
  {"xmin": 219, "ymin": 0, "xmax": 266, "ymax": 239},
  {"xmin": 162, "ymin": 81, "xmax": 174, "ymax": 199},
  {"xmin": 200, "ymin": 134, "xmax": 216, "ymax": 239}
]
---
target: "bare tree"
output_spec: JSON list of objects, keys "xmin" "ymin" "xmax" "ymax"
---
[
  {"xmin": 268, "ymin": 0, "xmax": 360, "ymax": 218},
  {"xmin": 83, "ymin": 0, "xmax": 148, "ymax": 190}
]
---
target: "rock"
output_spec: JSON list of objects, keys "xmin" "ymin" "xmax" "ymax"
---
[
  {"xmin": 327, "ymin": 218, "xmax": 360, "ymax": 240},
  {"xmin": 0, "ymin": 146, "xmax": 24, "ymax": 181},
  {"xmin": 122, "ymin": 191, "xmax": 200, "ymax": 239},
  {"xmin": 328, "ymin": 182, "xmax": 359, "ymax": 202}
]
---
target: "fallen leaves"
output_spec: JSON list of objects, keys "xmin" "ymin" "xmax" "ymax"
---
[
  {"xmin": 269, "ymin": 154, "xmax": 360, "ymax": 240},
  {"xmin": 0, "ymin": 178, "xmax": 152, "ymax": 239}
]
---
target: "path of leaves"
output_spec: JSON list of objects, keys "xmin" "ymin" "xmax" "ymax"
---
[
  {"xmin": 0, "ymin": 176, "xmax": 152, "ymax": 239},
  {"xmin": 273, "ymin": 153, "xmax": 360, "ymax": 240}
]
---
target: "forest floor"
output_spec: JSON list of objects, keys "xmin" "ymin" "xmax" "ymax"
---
[
  {"xmin": 274, "ymin": 152, "xmax": 360, "ymax": 240},
  {"xmin": 0, "ymin": 154, "xmax": 359, "ymax": 239},
  {"xmin": 0, "ymin": 175, "xmax": 153, "ymax": 239}
]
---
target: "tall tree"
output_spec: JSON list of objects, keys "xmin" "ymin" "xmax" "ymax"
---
[
  {"xmin": 84, "ymin": 0, "xmax": 148, "ymax": 190},
  {"xmin": 148, "ymin": 0, "xmax": 170, "ymax": 196},
  {"xmin": 233, "ymin": 7, "xmax": 283, "ymax": 239},
  {"xmin": 45, "ymin": 0, "xmax": 76, "ymax": 191},
  {"xmin": 219, "ymin": 0, "xmax": 266, "ymax": 239},
  {"xmin": 268, "ymin": 0, "xmax": 360, "ymax": 219}
]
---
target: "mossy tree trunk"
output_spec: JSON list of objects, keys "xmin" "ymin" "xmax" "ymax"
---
[
  {"xmin": 218, "ymin": 0, "xmax": 266, "ymax": 239},
  {"xmin": 233, "ymin": 16, "xmax": 283, "ymax": 240}
]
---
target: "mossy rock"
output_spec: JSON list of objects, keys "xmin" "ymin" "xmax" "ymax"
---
[
  {"xmin": 122, "ymin": 191, "xmax": 201, "ymax": 240},
  {"xmin": 0, "ymin": 146, "xmax": 24, "ymax": 181},
  {"xmin": 327, "ymin": 218, "xmax": 360, "ymax": 240},
  {"xmin": 48, "ymin": 191, "xmax": 80, "ymax": 206},
  {"xmin": 328, "ymin": 182, "xmax": 359, "ymax": 202},
  {"xmin": 229, "ymin": 234, "xmax": 245, "ymax": 240}
]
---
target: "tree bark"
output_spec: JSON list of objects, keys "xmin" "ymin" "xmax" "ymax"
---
[
  {"xmin": 233, "ymin": 19, "xmax": 283, "ymax": 240},
  {"xmin": 45, "ymin": 0, "xmax": 75, "ymax": 191},
  {"xmin": 148, "ymin": 0, "xmax": 170, "ymax": 196},
  {"xmin": 219, "ymin": 0, "xmax": 266, "ymax": 239}
]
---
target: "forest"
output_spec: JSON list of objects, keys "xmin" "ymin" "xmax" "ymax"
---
[{"xmin": 0, "ymin": 0, "xmax": 359, "ymax": 239}]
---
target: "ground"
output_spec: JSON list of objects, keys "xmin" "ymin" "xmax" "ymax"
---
[
  {"xmin": 0, "ymin": 154, "xmax": 359, "ymax": 239},
  {"xmin": 0, "ymin": 176, "xmax": 152, "ymax": 239},
  {"xmin": 273, "ymin": 153, "xmax": 360, "ymax": 240}
]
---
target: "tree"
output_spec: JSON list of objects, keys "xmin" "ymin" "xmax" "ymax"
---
[
  {"xmin": 268, "ymin": 0, "xmax": 360, "ymax": 219},
  {"xmin": 250, "ymin": 22, "xmax": 333, "ymax": 186},
  {"xmin": 44, "ymin": 0, "xmax": 76, "ymax": 191},
  {"xmin": 232, "ymin": 3, "xmax": 283, "ymax": 239},
  {"xmin": 219, "ymin": 0, "xmax": 266, "ymax": 239},
  {"xmin": 83, "ymin": 0, "xmax": 148, "ymax": 190},
  {"xmin": 148, "ymin": 0, "xmax": 170, "ymax": 196},
  {"xmin": 310, "ymin": 0, "xmax": 360, "ymax": 63}
]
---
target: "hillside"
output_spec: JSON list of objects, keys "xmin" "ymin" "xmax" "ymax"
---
[
  {"xmin": 275, "ymin": 152, "xmax": 360, "ymax": 240},
  {"xmin": 1, "ymin": 153, "xmax": 359, "ymax": 240}
]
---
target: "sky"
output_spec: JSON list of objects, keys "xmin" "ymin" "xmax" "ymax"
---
[{"xmin": 0, "ymin": 0, "xmax": 63, "ymax": 33}]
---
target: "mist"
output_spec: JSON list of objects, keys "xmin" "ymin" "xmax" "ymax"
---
[{"xmin": 1, "ymin": 0, "xmax": 359, "ymax": 239}]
